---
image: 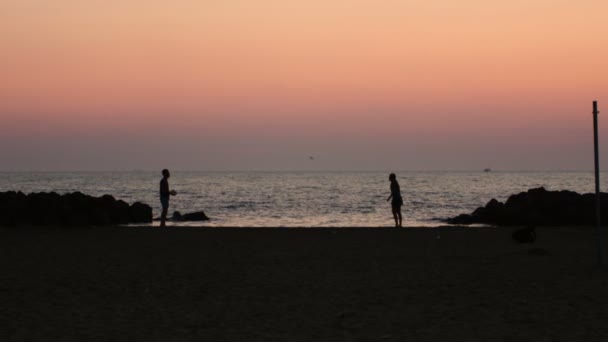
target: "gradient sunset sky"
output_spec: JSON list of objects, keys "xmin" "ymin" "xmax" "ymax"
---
[{"xmin": 1, "ymin": 0, "xmax": 607, "ymax": 171}]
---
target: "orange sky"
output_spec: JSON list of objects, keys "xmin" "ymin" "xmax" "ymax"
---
[{"xmin": 1, "ymin": 0, "xmax": 607, "ymax": 170}]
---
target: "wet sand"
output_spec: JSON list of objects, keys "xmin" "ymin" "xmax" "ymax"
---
[{"xmin": 1, "ymin": 226, "xmax": 608, "ymax": 341}]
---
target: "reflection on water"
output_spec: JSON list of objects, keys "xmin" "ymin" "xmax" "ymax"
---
[{"xmin": 0, "ymin": 171, "xmax": 603, "ymax": 227}]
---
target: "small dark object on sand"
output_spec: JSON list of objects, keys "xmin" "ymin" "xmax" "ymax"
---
[
  {"xmin": 172, "ymin": 211, "xmax": 209, "ymax": 222},
  {"xmin": 528, "ymin": 247, "xmax": 549, "ymax": 256},
  {"xmin": 512, "ymin": 226, "xmax": 536, "ymax": 243}
]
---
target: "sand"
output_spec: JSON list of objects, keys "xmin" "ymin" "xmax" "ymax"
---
[{"xmin": 1, "ymin": 226, "xmax": 608, "ymax": 341}]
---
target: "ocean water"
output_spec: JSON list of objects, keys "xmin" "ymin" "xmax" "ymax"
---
[{"xmin": 0, "ymin": 171, "xmax": 605, "ymax": 227}]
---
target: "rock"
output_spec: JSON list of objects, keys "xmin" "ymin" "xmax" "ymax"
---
[
  {"xmin": 0, "ymin": 191, "xmax": 153, "ymax": 227},
  {"xmin": 112, "ymin": 200, "xmax": 131, "ymax": 224},
  {"xmin": 447, "ymin": 214, "xmax": 476, "ymax": 225},
  {"xmin": 447, "ymin": 187, "xmax": 608, "ymax": 226},
  {"xmin": 180, "ymin": 211, "xmax": 209, "ymax": 221},
  {"xmin": 172, "ymin": 211, "xmax": 183, "ymax": 220},
  {"xmin": 129, "ymin": 202, "xmax": 153, "ymax": 223},
  {"xmin": 171, "ymin": 210, "xmax": 209, "ymax": 222}
]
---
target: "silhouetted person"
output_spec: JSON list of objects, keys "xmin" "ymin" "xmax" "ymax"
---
[
  {"xmin": 160, "ymin": 169, "xmax": 177, "ymax": 227},
  {"xmin": 386, "ymin": 173, "xmax": 403, "ymax": 227}
]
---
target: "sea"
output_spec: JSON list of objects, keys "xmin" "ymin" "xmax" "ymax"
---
[{"xmin": 0, "ymin": 171, "xmax": 606, "ymax": 227}]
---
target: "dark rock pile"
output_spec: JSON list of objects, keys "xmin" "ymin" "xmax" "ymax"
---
[
  {"xmin": 0, "ymin": 191, "xmax": 152, "ymax": 226},
  {"xmin": 448, "ymin": 187, "xmax": 604, "ymax": 226},
  {"xmin": 172, "ymin": 211, "xmax": 209, "ymax": 222}
]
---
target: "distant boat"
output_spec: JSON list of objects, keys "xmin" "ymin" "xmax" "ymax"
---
[{"xmin": 483, "ymin": 168, "xmax": 492, "ymax": 172}]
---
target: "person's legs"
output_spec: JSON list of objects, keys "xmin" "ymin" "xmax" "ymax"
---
[
  {"xmin": 392, "ymin": 207, "xmax": 399, "ymax": 227},
  {"xmin": 397, "ymin": 207, "xmax": 402, "ymax": 227},
  {"xmin": 160, "ymin": 208, "xmax": 167, "ymax": 227},
  {"xmin": 160, "ymin": 197, "xmax": 169, "ymax": 227}
]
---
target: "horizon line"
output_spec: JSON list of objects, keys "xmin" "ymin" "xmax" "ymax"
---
[{"xmin": 0, "ymin": 169, "xmax": 602, "ymax": 173}]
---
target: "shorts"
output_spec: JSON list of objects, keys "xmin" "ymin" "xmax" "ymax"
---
[
  {"xmin": 160, "ymin": 196, "xmax": 170, "ymax": 210},
  {"xmin": 391, "ymin": 197, "xmax": 403, "ymax": 208}
]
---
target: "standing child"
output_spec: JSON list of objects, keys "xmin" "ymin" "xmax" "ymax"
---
[
  {"xmin": 160, "ymin": 169, "xmax": 177, "ymax": 227},
  {"xmin": 386, "ymin": 173, "xmax": 403, "ymax": 227}
]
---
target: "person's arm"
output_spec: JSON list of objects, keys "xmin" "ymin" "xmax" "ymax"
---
[
  {"xmin": 167, "ymin": 182, "xmax": 177, "ymax": 196},
  {"xmin": 387, "ymin": 194, "xmax": 392, "ymax": 202}
]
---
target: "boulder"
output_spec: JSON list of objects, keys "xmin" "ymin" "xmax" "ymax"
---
[
  {"xmin": 447, "ymin": 214, "xmax": 475, "ymax": 225},
  {"xmin": 0, "ymin": 191, "xmax": 153, "ymax": 227},
  {"xmin": 129, "ymin": 202, "xmax": 153, "ymax": 223},
  {"xmin": 172, "ymin": 211, "xmax": 210, "ymax": 222},
  {"xmin": 447, "ymin": 187, "xmax": 608, "ymax": 226},
  {"xmin": 172, "ymin": 211, "xmax": 183, "ymax": 221}
]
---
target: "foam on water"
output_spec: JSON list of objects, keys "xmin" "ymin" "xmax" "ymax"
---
[{"xmin": 0, "ymin": 171, "xmax": 604, "ymax": 227}]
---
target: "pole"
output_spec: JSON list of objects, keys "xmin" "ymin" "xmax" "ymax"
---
[{"xmin": 593, "ymin": 100, "xmax": 604, "ymax": 266}]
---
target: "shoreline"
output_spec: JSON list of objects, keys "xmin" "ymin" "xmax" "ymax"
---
[
  {"xmin": 5, "ymin": 171, "xmax": 604, "ymax": 229},
  {"xmin": 129, "ymin": 224, "xmax": 491, "ymax": 229}
]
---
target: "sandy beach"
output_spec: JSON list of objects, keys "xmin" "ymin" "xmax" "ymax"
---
[{"xmin": 1, "ymin": 226, "xmax": 608, "ymax": 341}]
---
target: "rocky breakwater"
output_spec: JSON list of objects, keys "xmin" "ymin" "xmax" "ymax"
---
[
  {"xmin": 448, "ymin": 187, "xmax": 606, "ymax": 226},
  {"xmin": 0, "ymin": 191, "xmax": 152, "ymax": 226}
]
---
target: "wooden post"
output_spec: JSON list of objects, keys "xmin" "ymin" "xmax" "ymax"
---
[{"xmin": 593, "ymin": 100, "xmax": 604, "ymax": 266}]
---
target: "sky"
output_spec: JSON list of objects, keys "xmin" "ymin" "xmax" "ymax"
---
[{"xmin": 1, "ymin": 0, "xmax": 607, "ymax": 171}]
